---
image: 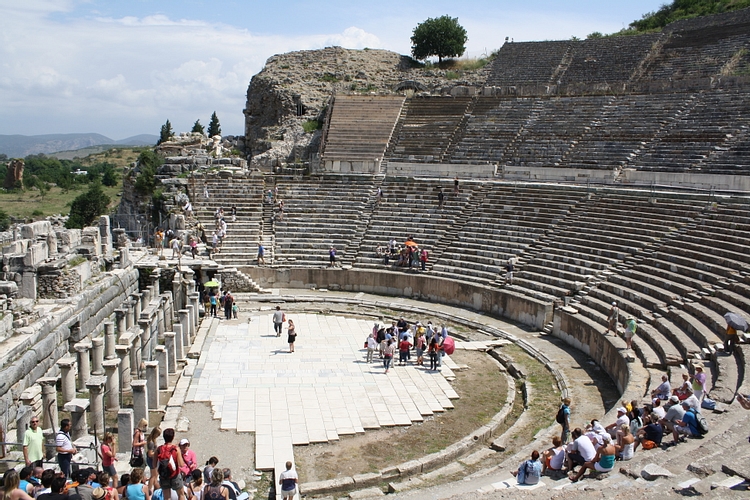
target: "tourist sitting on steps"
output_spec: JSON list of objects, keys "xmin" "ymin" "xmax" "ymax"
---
[
  {"xmin": 569, "ymin": 433, "xmax": 616, "ymax": 482},
  {"xmin": 511, "ymin": 450, "xmax": 542, "ymax": 485}
]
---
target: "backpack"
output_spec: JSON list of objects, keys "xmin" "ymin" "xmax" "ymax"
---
[
  {"xmin": 689, "ymin": 409, "xmax": 709, "ymax": 436},
  {"xmin": 157, "ymin": 444, "xmax": 180, "ymax": 479},
  {"xmin": 204, "ymin": 486, "xmax": 225, "ymax": 500},
  {"xmin": 555, "ymin": 405, "xmax": 567, "ymax": 425}
]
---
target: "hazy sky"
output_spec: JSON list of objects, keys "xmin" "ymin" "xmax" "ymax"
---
[{"xmin": 0, "ymin": 0, "xmax": 663, "ymax": 139}]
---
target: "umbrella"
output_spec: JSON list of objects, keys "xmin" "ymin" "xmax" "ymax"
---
[
  {"xmin": 404, "ymin": 240, "xmax": 418, "ymax": 247},
  {"xmin": 442, "ymin": 336, "xmax": 455, "ymax": 355},
  {"xmin": 204, "ymin": 280, "xmax": 220, "ymax": 288},
  {"xmin": 724, "ymin": 312, "xmax": 748, "ymax": 332}
]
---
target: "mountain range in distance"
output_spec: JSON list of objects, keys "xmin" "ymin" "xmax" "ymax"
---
[{"xmin": 0, "ymin": 133, "xmax": 160, "ymax": 158}]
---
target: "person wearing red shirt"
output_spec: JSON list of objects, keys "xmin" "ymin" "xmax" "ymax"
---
[{"xmin": 398, "ymin": 337, "xmax": 412, "ymax": 366}]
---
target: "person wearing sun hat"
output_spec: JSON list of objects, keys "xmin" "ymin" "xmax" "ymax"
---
[{"xmin": 690, "ymin": 361, "xmax": 707, "ymax": 402}]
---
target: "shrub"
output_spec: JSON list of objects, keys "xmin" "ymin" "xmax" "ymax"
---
[{"xmin": 302, "ymin": 120, "xmax": 322, "ymax": 133}]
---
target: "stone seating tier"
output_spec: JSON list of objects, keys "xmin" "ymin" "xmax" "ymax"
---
[{"xmin": 486, "ymin": 40, "xmax": 571, "ymax": 87}]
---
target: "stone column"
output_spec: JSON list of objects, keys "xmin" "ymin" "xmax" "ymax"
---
[
  {"xmin": 138, "ymin": 318, "xmax": 150, "ymax": 361},
  {"xmin": 91, "ymin": 337, "xmax": 104, "ymax": 376},
  {"xmin": 74, "ymin": 341, "xmax": 92, "ymax": 391},
  {"xmin": 115, "ymin": 344, "xmax": 131, "ymax": 392},
  {"xmin": 157, "ymin": 300, "xmax": 166, "ymax": 338},
  {"xmin": 57, "ymin": 357, "xmax": 77, "ymax": 404},
  {"xmin": 130, "ymin": 380, "xmax": 148, "ymax": 425},
  {"xmin": 38, "ymin": 377, "xmax": 59, "ymax": 430},
  {"xmin": 173, "ymin": 324, "xmax": 185, "ymax": 361},
  {"xmin": 164, "ymin": 332, "xmax": 177, "ymax": 374},
  {"xmin": 103, "ymin": 358, "xmax": 121, "ymax": 411},
  {"xmin": 189, "ymin": 292, "xmax": 201, "ymax": 330},
  {"xmin": 142, "ymin": 289, "xmax": 151, "ymax": 308},
  {"xmin": 172, "ymin": 273, "xmax": 182, "ymax": 312},
  {"xmin": 186, "ymin": 305, "xmax": 195, "ymax": 341},
  {"xmin": 16, "ymin": 405, "xmax": 32, "ymax": 445},
  {"xmin": 155, "ymin": 346, "xmax": 168, "ymax": 390},
  {"xmin": 117, "ymin": 409, "xmax": 134, "ymax": 453},
  {"xmin": 131, "ymin": 292, "xmax": 142, "ymax": 319},
  {"xmin": 104, "ymin": 321, "xmax": 116, "ymax": 360},
  {"xmin": 115, "ymin": 308, "xmax": 128, "ymax": 337},
  {"xmin": 126, "ymin": 301, "xmax": 135, "ymax": 330},
  {"xmin": 86, "ymin": 376, "xmax": 106, "ymax": 436},
  {"xmin": 145, "ymin": 361, "xmax": 159, "ymax": 410},
  {"xmin": 150, "ymin": 270, "xmax": 161, "ymax": 295},
  {"xmin": 163, "ymin": 293, "xmax": 174, "ymax": 331},
  {"xmin": 63, "ymin": 399, "xmax": 90, "ymax": 440},
  {"xmin": 131, "ymin": 332, "xmax": 142, "ymax": 380},
  {"xmin": 178, "ymin": 309, "xmax": 191, "ymax": 346}
]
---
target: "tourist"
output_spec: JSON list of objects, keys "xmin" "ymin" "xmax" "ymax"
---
[
  {"xmin": 623, "ymin": 316, "xmax": 637, "ymax": 350},
  {"xmin": 257, "ymin": 242, "xmax": 265, "ymax": 266},
  {"xmin": 673, "ymin": 372, "xmax": 691, "ymax": 400},
  {"xmin": 71, "ymin": 470, "xmax": 94, "ymax": 500},
  {"xmin": 170, "ymin": 237, "xmax": 182, "ymax": 260},
  {"xmin": 211, "ymin": 232, "xmax": 219, "ymax": 255},
  {"xmin": 203, "ymin": 457, "xmax": 219, "ymax": 485},
  {"xmin": 660, "ymin": 395, "xmax": 685, "ymax": 444},
  {"xmin": 366, "ymin": 333, "xmax": 377, "ymax": 363},
  {"xmin": 203, "ymin": 182, "xmax": 209, "ymax": 199},
  {"xmin": 375, "ymin": 187, "xmax": 383, "ymax": 204},
  {"xmin": 565, "ymin": 428, "xmax": 596, "ymax": 473},
  {"xmin": 558, "ymin": 398, "xmax": 571, "ymax": 444},
  {"xmin": 183, "ymin": 201, "xmax": 193, "ymax": 219},
  {"xmin": 230, "ymin": 205, "xmax": 236, "ymax": 222},
  {"xmin": 273, "ymin": 306, "xmax": 285, "ymax": 337},
  {"xmin": 690, "ymin": 362, "xmax": 706, "ymax": 402},
  {"xmin": 383, "ymin": 339, "xmax": 395, "ymax": 374},
  {"xmin": 189, "ymin": 237, "xmax": 198, "ymax": 259},
  {"xmin": 651, "ymin": 374, "xmax": 671, "ymax": 400},
  {"xmin": 634, "ymin": 413, "xmax": 664, "ymax": 451},
  {"xmin": 414, "ymin": 331, "xmax": 425, "ymax": 366},
  {"xmin": 724, "ymin": 321, "xmax": 739, "ymax": 355},
  {"xmin": 328, "ymin": 246, "xmax": 337, "ymax": 268},
  {"xmin": 220, "ymin": 470, "xmax": 240, "ymax": 500},
  {"xmin": 4, "ymin": 469, "xmax": 35, "ymax": 500},
  {"xmin": 505, "ymin": 259, "xmax": 514, "ymax": 286},
  {"xmin": 186, "ymin": 470, "xmax": 203, "ymax": 500},
  {"xmin": 55, "ymin": 419, "xmax": 76, "ymax": 479},
  {"xmin": 569, "ymin": 433, "xmax": 616, "ymax": 482},
  {"xmin": 100, "ymin": 433, "xmax": 118, "ymax": 489},
  {"xmin": 18, "ymin": 467, "xmax": 34, "ymax": 495},
  {"xmin": 132, "ymin": 419, "xmax": 147, "ymax": 467},
  {"xmin": 97, "ymin": 472, "xmax": 118, "ymax": 500},
  {"xmin": 605, "ymin": 407, "xmax": 629, "ymax": 439},
  {"xmin": 23, "ymin": 415, "xmax": 44, "ymax": 467},
  {"xmin": 511, "ymin": 450, "xmax": 542, "ymax": 485},
  {"xmin": 651, "ymin": 398, "xmax": 666, "ymax": 419},
  {"xmin": 154, "ymin": 230, "xmax": 164, "ymax": 257},
  {"xmin": 398, "ymin": 334, "xmax": 411, "ymax": 366},
  {"xmin": 125, "ymin": 468, "xmax": 149, "ymax": 500},
  {"xmin": 115, "ymin": 474, "xmax": 129, "ymax": 500},
  {"xmin": 179, "ymin": 439, "xmax": 198, "ymax": 479},
  {"xmin": 157, "ymin": 428, "xmax": 185, "ymax": 500},
  {"xmin": 278, "ymin": 462, "xmax": 298, "ymax": 499},
  {"xmin": 453, "ymin": 176, "xmax": 459, "ymax": 196},
  {"xmin": 277, "ymin": 200, "xmax": 284, "ymax": 221},
  {"xmin": 420, "ymin": 249, "xmax": 428, "ymax": 271},
  {"xmin": 223, "ymin": 291, "xmax": 233, "ymax": 321},
  {"xmin": 202, "ymin": 469, "xmax": 228, "ymax": 500},
  {"xmin": 232, "ymin": 302, "xmax": 238, "ymax": 319},
  {"xmin": 604, "ymin": 302, "xmax": 618, "ymax": 335},
  {"xmin": 615, "ymin": 424, "xmax": 635, "ymax": 460},
  {"xmin": 146, "ymin": 427, "xmax": 162, "ymax": 493},
  {"xmin": 541, "ymin": 436, "xmax": 566, "ymax": 474},
  {"xmin": 672, "ymin": 401, "xmax": 700, "ymax": 441},
  {"xmin": 437, "ymin": 188, "xmax": 444, "ymax": 208},
  {"xmin": 428, "ymin": 336, "xmax": 440, "ymax": 371},
  {"xmin": 287, "ymin": 319, "xmax": 297, "ymax": 353},
  {"xmin": 209, "ymin": 292, "xmax": 218, "ymax": 318}
]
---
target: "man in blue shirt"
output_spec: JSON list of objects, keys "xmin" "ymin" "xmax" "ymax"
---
[{"xmin": 674, "ymin": 401, "xmax": 699, "ymax": 441}]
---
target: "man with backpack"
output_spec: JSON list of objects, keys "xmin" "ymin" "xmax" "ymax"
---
[
  {"xmin": 157, "ymin": 428, "xmax": 186, "ymax": 500},
  {"xmin": 673, "ymin": 400, "xmax": 708, "ymax": 441}
]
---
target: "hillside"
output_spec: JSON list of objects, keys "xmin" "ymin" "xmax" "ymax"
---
[
  {"xmin": 0, "ymin": 133, "xmax": 158, "ymax": 157},
  {"xmin": 630, "ymin": 0, "xmax": 750, "ymax": 31}
]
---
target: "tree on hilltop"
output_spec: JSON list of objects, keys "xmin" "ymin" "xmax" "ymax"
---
[
  {"xmin": 208, "ymin": 112, "xmax": 221, "ymax": 137},
  {"xmin": 158, "ymin": 119, "xmax": 174, "ymax": 145},
  {"xmin": 191, "ymin": 119, "xmax": 205, "ymax": 135},
  {"xmin": 411, "ymin": 15, "xmax": 467, "ymax": 63}
]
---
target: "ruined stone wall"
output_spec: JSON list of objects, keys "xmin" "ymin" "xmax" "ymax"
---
[
  {"xmin": 0, "ymin": 267, "xmax": 139, "ymax": 425},
  {"xmin": 38, "ymin": 268, "xmax": 82, "ymax": 299}
]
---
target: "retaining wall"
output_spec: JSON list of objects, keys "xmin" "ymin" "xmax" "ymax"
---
[{"xmin": 244, "ymin": 268, "xmax": 552, "ymax": 330}]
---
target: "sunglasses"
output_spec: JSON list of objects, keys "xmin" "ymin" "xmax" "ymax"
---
[{"xmin": 31, "ymin": 420, "xmax": 39, "ymax": 424}]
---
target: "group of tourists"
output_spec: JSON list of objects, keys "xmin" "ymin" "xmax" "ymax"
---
[
  {"xmin": 202, "ymin": 290, "xmax": 237, "ymax": 320},
  {"xmin": 377, "ymin": 237, "xmax": 428, "ymax": 271},
  {"xmin": 513, "ymin": 379, "xmax": 712, "ymax": 484},
  {"xmin": 365, "ymin": 318, "xmax": 449, "ymax": 374},
  {"xmin": 272, "ymin": 306, "xmax": 297, "ymax": 353}
]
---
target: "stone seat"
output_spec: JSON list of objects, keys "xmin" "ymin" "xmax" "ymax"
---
[
  {"xmin": 430, "ymin": 265, "xmax": 498, "ymax": 283},
  {"xmin": 521, "ymin": 262, "xmax": 591, "ymax": 283},
  {"xmin": 554, "ymin": 230, "xmax": 647, "ymax": 254},
  {"xmin": 659, "ymin": 243, "xmax": 746, "ymax": 276},
  {"xmin": 719, "ymin": 284, "xmax": 750, "ymax": 311},
  {"xmin": 587, "ymin": 286, "xmax": 656, "ymax": 322},
  {"xmin": 682, "ymin": 300, "xmax": 729, "ymax": 340},
  {"xmin": 535, "ymin": 252, "xmax": 612, "ymax": 271},
  {"xmin": 544, "ymin": 239, "xmax": 631, "ymax": 261},
  {"xmin": 678, "ymin": 233, "xmax": 750, "ymax": 265},
  {"xmin": 513, "ymin": 275, "xmax": 571, "ymax": 297},
  {"xmin": 667, "ymin": 308, "xmax": 723, "ymax": 349},
  {"xmin": 609, "ymin": 273, "xmax": 687, "ymax": 305},
  {"xmin": 632, "ymin": 260, "xmax": 708, "ymax": 290},
  {"xmin": 645, "ymin": 255, "xmax": 729, "ymax": 284},
  {"xmin": 457, "ymin": 238, "xmax": 531, "ymax": 253}
]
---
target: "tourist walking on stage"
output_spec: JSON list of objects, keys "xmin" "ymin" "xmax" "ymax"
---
[
  {"xmin": 287, "ymin": 319, "xmax": 297, "ymax": 353},
  {"xmin": 55, "ymin": 419, "xmax": 76, "ymax": 479},
  {"xmin": 209, "ymin": 292, "xmax": 218, "ymax": 317},
  {"xmin": 273, "ymin": 306, "xmax": 285, "ymax": 337},
  {"xmin": 223, "ymin": 291, "xmax": 234, "ymax": 320},
  {"xmin": 383, "ymin": 338, "xmax": 395, "ymax": 374},
  {"xmin": 428, "ymin": 336, "xmax": 440, "ymax": 371},
  {"xmin": 278, "ymin": 462, "xmax": 298, "ymax": 499}
]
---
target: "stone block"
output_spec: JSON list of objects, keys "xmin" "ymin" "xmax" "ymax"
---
[
  {"xmin": 351, "ymin": 473, "xmax": 382, "ymax": 488},
  {"xmin": 21, "ymin": 221, "xmax": 52, "ymax": 239},
  {"xmin": 641, "ymin": 464, "xmax": 674, "ymax": 480},
  {"xmin": 348, "ymin": 487, "xmax": 384, "ymax": 498},
  {"xmin": 299, "ymin": 477, "xmax": 354, "ymax": 496},
  {"xmin": 23, "ymin": 242, "xmax": 48, "ymax": 267},
  {"xmin": 387, "ymin": 477, "xmax": 423, "ymax": 494}
]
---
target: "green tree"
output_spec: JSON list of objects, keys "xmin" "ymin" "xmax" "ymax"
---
[
  {"xmin": 629, "ymin": 0, "xmax": 750, "ymax": 32},
  {"xmin": 191, "ymin": 119, "xmax": 205, "ymax": 135},
  {"xmin": 0, "ymin": 208, "xmax": 9, "ymax": 232},
  {"xmin": 158, "ymin": 119, "xmax": 174, "ymax": 145},
  {"xmin": 66, "ymin": 181, "xmax": 111, "ymax": 229},
  {"xmin": 101, "ymin": 165, "xmax": 119, "ymax": 187},
  {"xmin": 134, "ymin": 150, "xmax": 162, "ymax": 196},
  {"xmin": 207, "ymin": 112, "xmax": 221, "ymax": 137},
  {"xmin": 410, "ymin": 15, "xmax": 467, "ymax": 63}
]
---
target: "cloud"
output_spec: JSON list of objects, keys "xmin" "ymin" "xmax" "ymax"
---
[{"xmin": 0, "ymin": 2, "xmax": 382, "ymax": 138}]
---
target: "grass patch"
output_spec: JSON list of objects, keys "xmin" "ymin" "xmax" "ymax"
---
[
  {"xmin": 319, "ymin": 73, "xmax": 340, "ymax": 83},
  {"xmin": 252, "ymin": 472, "xmax": 273, "ymax": 500},
  {"xmin": 302, "ymin": 120, "xmax": 322, "ymax": 133},
  {"xmin": 67, "ymin": 256, "xmax": 87, "ymax": 268},
  {"xmin": 0, "ymin": 184, "xmax": 121, "ymax": 219}
]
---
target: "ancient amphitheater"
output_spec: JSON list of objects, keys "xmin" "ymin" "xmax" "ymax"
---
[{"xmin": 3, "ymin": 6, "xmax": 750, "ymax": 500}]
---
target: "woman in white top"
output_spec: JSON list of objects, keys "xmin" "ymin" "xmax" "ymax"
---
[
  {"xmin": 541, "ymin": 436, "xmax": 566, "ymax": 473},
  {"xmin": 616, "ymin": 423, "xmax": 635, "ymax": 461}
]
